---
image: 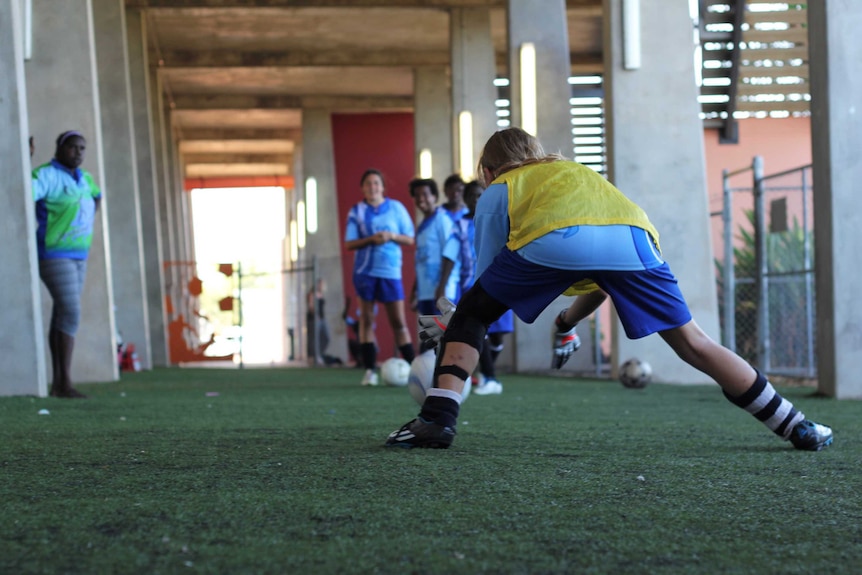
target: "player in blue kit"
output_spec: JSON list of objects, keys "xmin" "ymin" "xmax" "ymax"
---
[
  {"xmin": 386, "ymin": 127, "xmax": 833, "ymax": 451},
  {"xmin": 409, "ymin": 178, "xmax": 460, "ymax": 315},
  {"xmin": 344, "ymin": 169, "xmax": 416, "ymax": 386},
  {"xmin": 452, "ymin": 180, "xmax": 518, "ymax": 396},
  {"xmin": 441, "ymin": 174, "xmax": 468, "ymax": 222}
]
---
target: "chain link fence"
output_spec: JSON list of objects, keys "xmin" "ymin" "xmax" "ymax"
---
[{"xmin": 713, "ymin": 157, "xmax": 815, "ymax": 377}]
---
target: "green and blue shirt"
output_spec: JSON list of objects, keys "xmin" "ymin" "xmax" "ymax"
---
[{"xmin": 32, "ymin": 160, "xmax": 101, "ymax": 260}]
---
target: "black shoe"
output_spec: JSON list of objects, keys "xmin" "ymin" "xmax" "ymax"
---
[
  {"xmin": 385, "ymin": 417, "xmax": 455, "ymax": 449},
  {"xmin": 789, "ymin": 419, "xmax": 833, "ymax": 451}
]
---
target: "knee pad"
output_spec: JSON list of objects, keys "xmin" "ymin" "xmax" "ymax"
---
[
  {"xmin": 437, "ymin": 280, "xmax": 507, "ymax": 360},
  {"xmin": 441, "ymin": 313, "xmax": 487, "ymax": 351}
]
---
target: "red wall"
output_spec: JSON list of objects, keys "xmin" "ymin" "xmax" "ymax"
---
[{"xmin": 332, "ymin": 113, "xmax": 417, "ymax": 361}]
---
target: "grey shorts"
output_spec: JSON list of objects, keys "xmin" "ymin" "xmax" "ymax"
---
[{"xmin": 39, "ymin": 258, "xmax": 87, "ymax": 336}]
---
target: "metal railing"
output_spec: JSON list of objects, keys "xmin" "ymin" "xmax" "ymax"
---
[{"xmin": 714, "ymin": 156, "xmax": 815, "ymax": 377}]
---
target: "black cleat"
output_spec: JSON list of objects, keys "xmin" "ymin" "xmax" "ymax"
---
[
  {"xmin": 385, "ymin": 417, "xmax": 456, "ymax": 449},
  {"xmin": 789, "ymin": 419, "xmax": 833, "ymax": 451}
]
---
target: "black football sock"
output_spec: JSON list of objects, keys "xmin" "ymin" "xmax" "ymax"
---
[
  {"xmin": 360, "ymin": 342, "xmax": 376, "ymax": 370},
  {"xmin": 489, "ymin": 341, "xmax": 504, "ymax": 363},
  {"xmin": 398, "ymin": 343, "xmax": 416, "ymax": 363},
  {"xmin": 723, "ymin": 369, "xmax": 804, "ymax": 439},
  {"xmin": 478, "ymin": 340, "xmax": 495, "ymax": 380},
  {"xmin": 419, "ymin": 394, "xmax": 460, "ymax": 428}
]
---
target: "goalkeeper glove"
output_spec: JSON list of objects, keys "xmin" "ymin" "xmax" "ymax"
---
[
  {"xmin": 417, "ymin": 297, "xmax": 456, "ymax": 352},
  {"xmin": 552, "ymin": 309, "xmax": 581, "ymax": 369}
]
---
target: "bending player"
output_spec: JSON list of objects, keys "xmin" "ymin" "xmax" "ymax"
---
[{"xmin": 385, "ymin": 127, "xmax": 833, "ymax": 452}]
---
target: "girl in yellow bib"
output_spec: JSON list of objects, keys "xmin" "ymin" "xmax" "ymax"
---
[{"xmin": 387, "ymin": 127, "xmax": 832, "ymax": 453}]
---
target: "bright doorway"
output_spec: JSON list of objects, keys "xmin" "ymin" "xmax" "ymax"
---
[{"xmin": 190, "ymin": 187, "xmax": 287, "ymax": 365}]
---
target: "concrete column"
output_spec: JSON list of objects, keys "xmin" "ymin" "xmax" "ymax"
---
[
  {"xmin": 165, "ymin": 132, "xmax": 187, "ymax": 261},
  {"xmin": 506, "ymin": 0, "xmax": 575, "ymax": 373},
  {"xmin": 166, "ymin": 126, "xmax": 192, "ymax": 321},
  {"xmin": 603, "ymin": 0, "xmax": 718, "ymax": 384},
  {"xmin": 149, "ymin": 73, "xmax": 174, "ymax": 266},
  {"xmin": 26, "ymin": 0, "xmax": 118, "ymax": 383},
  {"xmin": 450, "ymin": 8, "xmax": 497, "ymax": 178},
  {"xmin": 126, "ymin": 9, "xmax": 167, "ymax": 367},
  {"xmin": 167, "ymin": 128, "xmax": 181, "ymax": 264},
  {"xmin": 507, "ymin": 0, "xmax": 572, "ymax": 153},
  {"xmin": 808, "ymin": 3, "xmax": 862, "ymax": 399},
  {"xmin": 183, "ymin": 174, "xmax": 195, "ymax": 265},
  {"xmin": 414, "ymin": 66, "xmax": 453, "ymax": 186},
  {"xmin": 0, "ymin": 0, "xmax": 48, "ymax": 396},
  {"xmin": 93, "ymin": 0, "xmax": 151, "ymax": 370},
  {"xmin": 149, "ymin": 75, "xmax": 179, "ymax": 337},
  {"xmin": 302, "ymin": 109, "xmax": 347, "ymax": 362},
  {"xmin": 166, "ymin": 128, "xmax": 181, "ymax": 266},
  {"xmin": 170, "ymin": 133, "xmax": 191, "ymax": 266},
  {"xmin": 169, "ymin": 131, "xmax": 194, "ymax": 322},
  {"xmin": 284, "ymin": 147, "xmax": 302, "ymax": 362}
]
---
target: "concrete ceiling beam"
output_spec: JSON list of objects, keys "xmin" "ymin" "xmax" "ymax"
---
[
  {"xmin": 185, "ymin": 163, "xmax": 290, "ymax": 177},
  {"xmin": 128, "ymin": 0, "xmax": 601, "ymax": 9},
  {"xmin": 159, "ymin": 49, "xmax": 450, "ymax": 68},
  {"xmin": 179, "ymin": 139, "xmax": 295, "ymax": 152},
  {"xmin": 181, "ymin": 152, "xmax": 292, "ymax": 164},
  {"xmin": 170, "ymin": 94, "xmax": 413, "ymax": 110},
  {"xmin": 179, "ymin": 128, "xmax": 300, "ymax": 140},
  {"xmin": 161, "ymin": 49, "xmax": 602, "ymax": 74}
]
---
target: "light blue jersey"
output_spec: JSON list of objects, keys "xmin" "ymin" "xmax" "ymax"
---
[
  {"xmin": 415, "ymin": 207, "xmax": 460, "ymax": 301},
  {"xmin": 453, "ymin": 215, "xmax": 476, "ymax": 297},
  {"xmin": 445, "ymin": 205, "xmax": 469, "ymax": 222},
  {"xmin": 475, "ymin": 182, "xmax": 663, "ymax": 275},
  {"xmin": 455, "ymin": 210, "xmax": 513, "ymax": 334},
  {"xmin": 474, "ymin": 183, "xmax": 510, "ymax": 277},
  {"xmin": 345, "ymin": 198, "xmax": 415, "ymax": 279}
]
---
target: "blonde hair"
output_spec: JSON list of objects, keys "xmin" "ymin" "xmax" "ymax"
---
[{"xmin": 477, "ymin": 127, "xmax": 567, "ymax": 186}]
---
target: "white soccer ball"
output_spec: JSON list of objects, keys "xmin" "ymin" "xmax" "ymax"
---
[
  {"xmin": 407, "ymin": 349, "xmax": 470, "ymax": 405},
  {"xmin": 381, "ymin": 357, "xmax": 411, "ymax": 387},
  {"xmin": 619, "ymin": 358, "xmax": 652, "ymax": 389}
]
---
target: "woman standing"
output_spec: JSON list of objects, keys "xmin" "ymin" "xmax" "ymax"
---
[
  {"xmin": 344, "ymin": 169, "xmax": 416, "ymax": 386},
  {"xmin": 32, "ymin": 131, "xmax": 102, "ymax": 398}
]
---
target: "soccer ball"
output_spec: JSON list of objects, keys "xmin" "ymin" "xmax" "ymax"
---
[
  {"xmin": 381, "ymin": 357, "xmax": 411, "ymax": 387},
  {"xmin": 407, "ymin": 350, "xmax": 436, "ymax": 404},
  {"xmin": 619, "ymin": 358, "xmax": 652, "ymax": 389},
  {"xmin": 407, "ymin": 349, "xmax": 470, "ymax": 405}
]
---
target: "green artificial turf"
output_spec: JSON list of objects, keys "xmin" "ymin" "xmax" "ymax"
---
[{"xmin": 1, "ymin": 367, "xmax": 859, "ymax": 574}]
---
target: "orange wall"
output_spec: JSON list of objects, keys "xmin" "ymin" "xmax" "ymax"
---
[
  {"xmin": 704, "ymin": 117, "xmax": 811, "ymax": 198},
  {"xmin": 704, "ymin": 117, "xmax": 812, "ymax": 261}
]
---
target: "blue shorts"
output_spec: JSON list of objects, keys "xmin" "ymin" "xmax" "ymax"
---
[
  {"xmin": 416, "ymin": 299, "xmax": 439, "ymax": 315},
  {"xmin": 353, "ymin": 273, "xmax": 404, "ymax": 303},
  {"xmin": 480, "ymin": 249, "xmax": 692, "ymax": 339},
  {"xmin": 488, "ymin": 309, "xmax": 514, "ymax": 335}
]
